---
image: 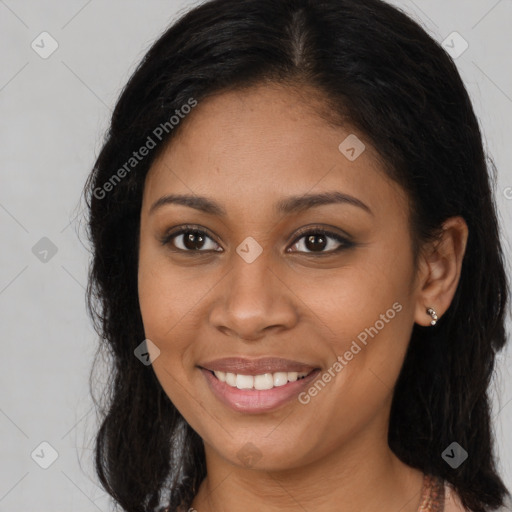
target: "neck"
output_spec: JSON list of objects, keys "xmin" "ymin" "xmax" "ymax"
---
[{"xmin": 190, "ymin": 424, "xmax": 424, "ymax": 512}]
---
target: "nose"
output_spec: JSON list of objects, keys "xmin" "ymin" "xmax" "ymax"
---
[{"xmin": 208, "ymin": 252, "xmax": 299, "ymax": 341}]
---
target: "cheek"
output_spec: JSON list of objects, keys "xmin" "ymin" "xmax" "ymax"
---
[
  {"xmin": 300, "ymin": 240, "xmax": 415, "ymax": 403},
  {"xmin": 137, "ymin": 257, "xmax": 197, "ymax": 414},
  {"xmin": 137, "ymin": 241, "xmax": 204, "ymax": 343},
  {"xmin": 306, "ymin": 238, "xmax": 414, "ymax": 342},
  {"xmin": 137, "ymin": 246, "xmax": 216, "ymax": 393},
  {"xmin": 137, "ymin": 247, "xmax": 193, "ymax": 390}
]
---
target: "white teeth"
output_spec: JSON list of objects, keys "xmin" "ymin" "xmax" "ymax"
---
[
  {"xmin": 273, "ymin": 372, "xmax": 288, "ymax": 387},
  {"xmin": 254, "ymin": 373, "xmax": 274, "ymax": 390},
  {"xmin": 236, "ymin": 374, "xmax": 254, "ymax": 389},
  {"xmin": 213, "ymin": 370, "xmax": 310, "ymax": 390},
  {"xmin": 226, "ymin": 372, "xmax": 237, "ymax": 387},
  {"xmin": 287, "ymin": 372, "xmax": 298, "ymax": 382}
]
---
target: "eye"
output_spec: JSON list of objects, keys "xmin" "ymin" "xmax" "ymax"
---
[
  {"xmin": 160, "ymin": 225, "xmax": 221, "ymax": 253},
  {"xmin": 287, "ymin": 227, "xmax": 354, "ymax": 254},
  {"xmin": 160, "ymin": 225, "xmax": 354, "ymax": 255}
]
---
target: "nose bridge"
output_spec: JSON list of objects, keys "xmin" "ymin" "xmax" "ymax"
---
[
  {"xmin": 227, "ymin": 246, "xmax": 276, "ymax": 311},
  {"xmin": 209, "ymin": 246, "xmax": 297, "ymax": 339}
]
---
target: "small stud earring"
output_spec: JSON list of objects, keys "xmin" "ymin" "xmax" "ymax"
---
[{"xmin": 426, "ymin": 307, "xmax": 438, "ymax": 326}]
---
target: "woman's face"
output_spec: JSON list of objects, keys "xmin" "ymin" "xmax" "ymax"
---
[{"xmin": 138, "ymin": 83, "xmax": 422, "ymax": 471}]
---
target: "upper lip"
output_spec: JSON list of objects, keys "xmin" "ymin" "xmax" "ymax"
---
[{"xmin": 199, "ymin": 357, "xmax": 318, "ymax": 375}]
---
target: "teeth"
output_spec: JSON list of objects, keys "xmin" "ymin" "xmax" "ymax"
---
[
  {"xmin": 254, "ymin": 373, "xmax": 274, "ymax": 390},
  {"xmin": 236, "ymin": 374, "xmax": 253, "ymax": 389},
  {"xmin": 213, "ymin": 370, "xmax": 310, "ymax": 390},
  {"xmin": 226, "ymin": 372, "xmax": 237, "ymax": 387},
  {"xmin": 273, "ymin": 372, "xmax": 288, "ymax": 387},
  {"xmin": 287, "ymin": 372, "xmax": 298, "ymax": 382}
]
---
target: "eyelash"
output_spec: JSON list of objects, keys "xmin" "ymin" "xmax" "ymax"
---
[{"xmin": 160, "ymin": 224, "xmax": 354, "ymax": 255}]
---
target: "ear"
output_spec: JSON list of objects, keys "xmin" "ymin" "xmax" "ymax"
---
[{"xmin": 414, "ymin": 216, "xmax": 469, "ymax": 326}]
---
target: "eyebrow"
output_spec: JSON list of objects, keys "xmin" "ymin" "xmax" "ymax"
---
[{"xmin": 149, "ymin": 191, "xmax": 372, "ymax": 216}]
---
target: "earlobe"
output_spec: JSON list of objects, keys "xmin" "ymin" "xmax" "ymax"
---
[{"xmin": 413, "ymin": 216, "xmax": 469, "ymax": 327}]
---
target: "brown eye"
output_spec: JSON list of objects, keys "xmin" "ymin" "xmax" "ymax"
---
[
  {"xmin": 288, "ymin": 229, "xmax": 353, "ymax": 254},
  {"xmin": 161, "ymin": 226, "xmax": 221, "ymax": 253},
  {"xmin": 161, "ymin": 225, "xmax": 353, "ymax": 255}
]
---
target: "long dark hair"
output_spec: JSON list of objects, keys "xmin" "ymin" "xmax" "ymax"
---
[{"xmin": 82, "ymin": 0, "xmax": 511, "ymax": 510}]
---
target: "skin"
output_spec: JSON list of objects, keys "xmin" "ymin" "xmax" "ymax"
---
[{"xmin": 137, "ymin": 83, "xmax": 468, "ymax": 512}]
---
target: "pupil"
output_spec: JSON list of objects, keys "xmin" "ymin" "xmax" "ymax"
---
[
  {"xmin": 184, "ymin": 231, "xmax": 204, "ymax": 250},
  {"xmin": 306, "ymin": 234, "xmax": 326, "ymax": 252}
]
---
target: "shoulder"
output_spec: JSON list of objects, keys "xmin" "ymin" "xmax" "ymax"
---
[
  {"xmin": 444, "ymin": 484, "xmax": 512, "ymax": 512},
  {"xmin": 444, "ymin": 484, "xmax": 470, "ymax": 512}
]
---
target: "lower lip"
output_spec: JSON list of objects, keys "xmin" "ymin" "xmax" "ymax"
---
[{"xmin": 200, "ymin": 368, "xmax": 321, "ymax": 413}]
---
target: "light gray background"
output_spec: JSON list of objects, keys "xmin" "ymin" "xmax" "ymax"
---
[{"xmin": 1, "ymin": 1, "xmax": 511, "ymax": 510}]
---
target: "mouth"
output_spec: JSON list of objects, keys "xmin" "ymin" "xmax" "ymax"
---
[
  {"xmin": 198, "ymin": 359, "xmax": 321, "ymax": 413},
  {"xmin": 198, "ymin": 356, "xmax": 318, "ymax": 376},
  {"xmin": 206, "ymin": 368, "xmax": 314, "ymax": 390}
]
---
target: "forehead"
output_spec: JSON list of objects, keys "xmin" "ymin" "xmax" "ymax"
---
[{"xmin": 142, "ymin": 83, "xmax": 408, "ymax": 221}]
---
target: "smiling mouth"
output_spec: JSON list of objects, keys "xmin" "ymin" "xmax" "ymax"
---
[
  {"xmin": 208, "ymin": 369, "xmax": 316, "ymax": 390},
  {"xmin": 200, "ymin": 365, "xmax": 322, "ymax": 413}
]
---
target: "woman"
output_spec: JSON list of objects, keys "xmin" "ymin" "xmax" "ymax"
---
[{"xmin": 83, "ymin": 0, "xmax": 512, "ymax": 511}]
